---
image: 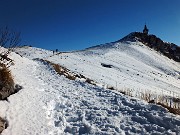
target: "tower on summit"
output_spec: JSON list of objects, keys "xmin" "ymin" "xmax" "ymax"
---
[{"xmin": 143, "ymin": 24, "xmax": 149, "ymax": 34}]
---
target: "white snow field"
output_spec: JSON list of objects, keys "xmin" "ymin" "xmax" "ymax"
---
[
  {"xmin": 15, "ymin": 41, "xmax": 180, "ymax": 96},
  {"xmin": 0, "ymin": 40, "xmax": 179, "ymax": 134}
]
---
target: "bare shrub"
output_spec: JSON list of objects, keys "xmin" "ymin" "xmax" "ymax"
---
[
  {"xmin": 0, "ymin": 26, "xmax": 21, "ymax": 48},
  {"xmin": 0, "ymin": 26, "xmax": 21, "ymax": 67}
]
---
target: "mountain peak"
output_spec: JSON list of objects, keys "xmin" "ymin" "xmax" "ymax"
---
[{"xmin": 119, "ymin": 32, "xmax": 180, "ymax": 62}]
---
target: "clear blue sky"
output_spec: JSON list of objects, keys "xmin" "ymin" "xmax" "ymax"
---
[{"xmin": 0, "ymin": 0, "xmax": 179, "ymax": 51}]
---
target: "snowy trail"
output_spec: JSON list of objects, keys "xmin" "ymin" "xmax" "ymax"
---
[
  {"xmin": 0, "ymin": 57, "xmax": 52, "ymax": 135},
  {"xmin": 29, "ymin": 60, "xmax": 180, "ymax": 134},
  {"xmin": 37, "ymin": 60, "xmax": 180, "ymax": 135}
]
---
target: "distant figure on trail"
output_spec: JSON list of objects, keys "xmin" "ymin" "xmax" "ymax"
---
[{"xmin": 56, "ymin": 49, "xmax": 58, "ymax": 52}]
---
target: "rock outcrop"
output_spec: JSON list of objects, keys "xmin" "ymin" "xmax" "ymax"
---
[{"xmin": 120, "ymin": 32, "xmax": 180, "ymax": 62}]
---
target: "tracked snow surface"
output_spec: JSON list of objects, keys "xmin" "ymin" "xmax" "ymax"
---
[{"xmin": 0, "ymin": 40, "xmax": 180, "ymax": 135}]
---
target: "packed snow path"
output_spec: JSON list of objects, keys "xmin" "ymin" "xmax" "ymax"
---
[{"xmin": 0, "ymin": 53, "xmax": 179, "ymax": 135}]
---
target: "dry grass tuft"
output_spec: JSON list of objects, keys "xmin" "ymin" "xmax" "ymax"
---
[
  {"xmin": 107, "ymin": 86, "xmax": 115, "ymax": 90},
  {"xmin": 118, "ymin": 87, "xmax": 180, "ymax": 115},
  {"xmin": 53, "ymin": 63, "xmax": 63, "ymax": 75},
  {"xmin": 42, "ymin": 59, "xmax": 98, "ymax": 83},
  {"xmin": 85, "ymin": 78, "xmax": 96, "ymax": 86},
  {"xmin": 172, "ymin": 97, "xmax": 180, "ymax": 103},
  {"xmin": 0, "ymin": 63, "xmax": 14, "ymax": 100},
  {"xmin": 66, "ymin": 74, "xmax": 76, "ymax": 80},
  {"xmin": 44, "ymin": 60, "xmax": 76, "ymax": 80}
]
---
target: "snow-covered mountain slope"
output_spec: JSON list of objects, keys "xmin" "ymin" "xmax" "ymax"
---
[
  {"xmin": 15, "ymin": 40, "xmax": 180, "ymax": 96},
  {"xmin": 14, "ymin": 46, "xmax": 53, "ymax": 59},
  {"xmin": 0, "ymin": 46, "xmax": 180, "ymax": 134},
  {"xmin": 49, "ymin": 41, "xmax": 180, "ymax": 96}
]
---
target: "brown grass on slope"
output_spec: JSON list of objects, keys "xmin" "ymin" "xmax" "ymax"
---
[{"xmin": 0, "ymin": 63, "xmax": 14, "ymax": 100}]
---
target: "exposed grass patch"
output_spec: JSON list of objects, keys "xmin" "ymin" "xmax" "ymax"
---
[
  {"xmin": 157, "ymin": 102, "xmax": 180, "ymax": 115},
  {"xmin": 44, "ymin": 60, "xmax": 76, "ymax": 80},
  {"xmin": 118, "ymin": 87, "xmax": 180, "ymax": 115},
  {"xmin": 42, "ymin": 59, "xmax": 97, "ymax": 84},
  {"xmin": 0, "ymin": 63, "xmax": 14, "ymax": 100},
  {"xmin": 85, "ymin": 78, "xmax": 96, "ymax": 86}
]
